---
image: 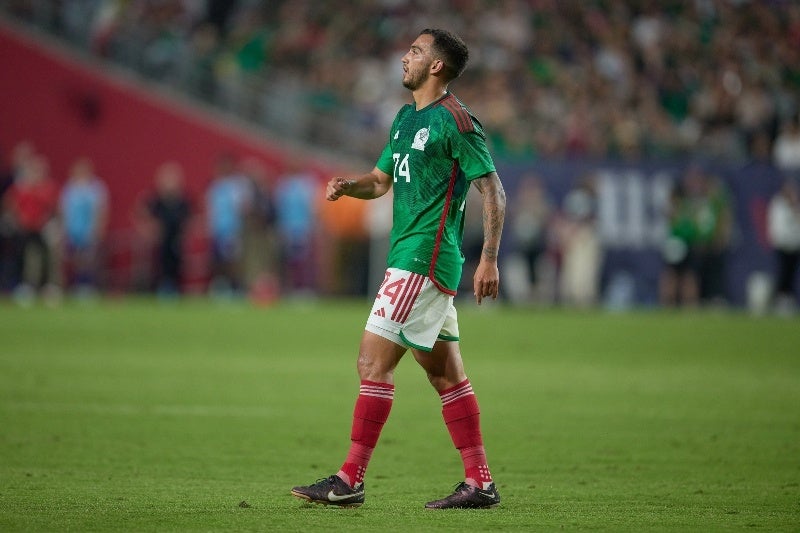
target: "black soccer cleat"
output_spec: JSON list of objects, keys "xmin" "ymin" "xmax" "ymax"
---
[
  {"xmin": 290, "ymin": 475, "xmax": 365, "ymax": 508},
  {"xmin": 424, "ymin": 481, "xmax": 500, "ymax": 509}
]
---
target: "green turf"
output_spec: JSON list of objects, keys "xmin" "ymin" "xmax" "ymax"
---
[{"xmin": 0, "ymin": 298, "xmax": 798, "ymax": 531}]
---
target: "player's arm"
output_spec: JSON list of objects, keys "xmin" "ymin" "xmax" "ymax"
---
[
  {"xmin": 471, "ymin": 171, "xmax": 506, "ymax": 304},
  {"xmin": 326, "ymin": 166, "xmax": 392, "ymax": 201}
]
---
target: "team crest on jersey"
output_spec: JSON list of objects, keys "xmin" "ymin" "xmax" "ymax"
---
[{"xmin": 411, "ymin": 128, "xmax": 429, "ymax": 151}]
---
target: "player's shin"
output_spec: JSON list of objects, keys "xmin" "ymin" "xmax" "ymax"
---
[
  {"xmin": 439, "ymin": 378, "xmax": 494, "ymax": 489},
  {"xmin": 337, "ymin": 380, "xmax": 394, "ymax": 487}
]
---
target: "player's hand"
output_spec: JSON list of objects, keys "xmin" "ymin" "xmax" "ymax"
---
[
  {"xmin": 326, "ymin": 177, "xmax": 353, "ymax": 201},
  {"xmin": 473, "ymin": 259, "xmax": 499, "ymax": 305}
]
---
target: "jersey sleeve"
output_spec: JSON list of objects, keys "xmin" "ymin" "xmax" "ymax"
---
[
  {"xmin": 375, "ymin": 141, "xmax": 394, "ymax": 176},
  {"xmin": 452, "ymin": 124, "xmax": 496, "ymax": 181},
  {"xmin": 376, "ymin": 105, "xmax": 411, "ymax": 176}
]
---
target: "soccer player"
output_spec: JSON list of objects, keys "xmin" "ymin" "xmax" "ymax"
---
[{"xmin": 291, "ymin": 28, "xmax": 506, "ymax": 509}]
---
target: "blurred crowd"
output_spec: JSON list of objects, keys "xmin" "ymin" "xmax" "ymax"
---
[
  {"xmin": 0, "ymin": 141, "xmax": 338, "ymax": 305},
  {"xmin": 4, "ymin": 0, "xmax": 800, "ymax": 166},
  {"xmin": 503, "ymin": 167, "xmax": 715, "ymax": 309}
]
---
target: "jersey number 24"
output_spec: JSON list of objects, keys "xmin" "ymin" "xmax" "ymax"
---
[{"xmin": 392, "ymin": 153, "xmax": 411, "ymax": 183}]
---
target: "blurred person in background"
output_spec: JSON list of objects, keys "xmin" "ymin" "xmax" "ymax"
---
[
  {"xmin": 505, "ymin": 174, "xmax": 553, "ymax": 305},
  {"xmin": 773, "ymin": 115, "xmax": 800, "ymax": 177},
  {"xmin": 554, "ymin": 177, "xmax": 602, "ymax": 308},
  {"xmin": 660, "ymin": 167, "xmax": 733, "ymax": 307},
  {"xmin": 0, "ymin": 148, "xmax": 16, "ymax": 292},
  {"xmin": 205, "ymin": 153, "xmax": 248, "ymax": 297},
  {"xmin": 274, "ymin": 158, "xmax": 318, "ymax": 297},
  {"xmin": 239, "ymin": 156, "xmax": 279, "ymax": 303},
  {"xmin": 146, "ymin": 161, "xmax": 191, "ymax": 296},
  {"xmin": 3, "ymin": 153, "xmax": 60, "ymax": 304},
  {"xmin": 0, "ymin": 141, "xmax": 36, "ymax": 292},
  {"xmin": 291, "ymin": 28, "xmax": 505, "ymax": 510},
  {"xmin": 767, "ymin": 178, "xmax": 800, "ymax": 316},
  {"xmin": 59, "ymin": 157, "xmax": 109, "ymax": 297},
  {"xmin": 660, "ymin": 179, "xmax": 700, "ymax": 308},
  {"xmin": 690, "ymin": 170, "xmax": 733, "ymax": 306}
]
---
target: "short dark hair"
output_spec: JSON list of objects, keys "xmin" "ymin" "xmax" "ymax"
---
[{"xmin": 420, "ymin": 28, "xmax": 469, "ymax": 81}]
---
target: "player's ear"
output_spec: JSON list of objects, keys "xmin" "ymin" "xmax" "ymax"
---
[{"xmin": 430, "ymin": 59, "xmax": 445, "ymax": 75}]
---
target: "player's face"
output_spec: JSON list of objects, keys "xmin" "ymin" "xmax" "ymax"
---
[{"xmin": 401, "ymin": 34, "xmax": 436, "ymax": 90}]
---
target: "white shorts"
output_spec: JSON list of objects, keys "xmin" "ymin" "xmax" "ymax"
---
[{"xmin": 365, "ymin": 268, "xmax": 459, "ymax": 352}]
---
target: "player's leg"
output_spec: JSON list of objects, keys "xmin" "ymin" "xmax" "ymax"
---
[
  {"xmin": 291, "ymin": 326, "xmax": 406, "ymax": 507},
  {"xmin": 412, "ymin": 338, "xmax": 500, "ymax": 509},
  {"xmin": 292, "ymin": 268, "xmax": 460, "ymax": 507},
  {"xmin": 334, "ymin": 331, "xmax": 405, "ymax": 488},
  {"xmin": 336, "ymin": 267, "xmax": 432, "ymax": 488},
  {"xmin": 412, "ymin": 341, "xmax": 494, "ymax": 489}
]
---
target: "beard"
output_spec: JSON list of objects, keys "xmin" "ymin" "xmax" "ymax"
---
[{"xmin": 402, "ymin": 67, "xmax": 428, "ymax": 90}]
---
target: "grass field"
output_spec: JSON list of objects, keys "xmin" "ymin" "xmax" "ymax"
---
[{"xmin": 0, "ymin": 297, "xmax": 798, "ymax": 531}]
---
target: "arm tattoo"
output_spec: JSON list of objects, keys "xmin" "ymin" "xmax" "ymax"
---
[{"xmin": 472, "ymin": 173, "xmax": 506, "ymax": 261}]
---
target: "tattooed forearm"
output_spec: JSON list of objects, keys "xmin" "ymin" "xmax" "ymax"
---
[
  {"xmin": 482, "ymin": 245, "xmax": 499, "ymax": 260},
  {"xmin": 473, "ymin": 173, "xmax": 506, "ymax": 262}
]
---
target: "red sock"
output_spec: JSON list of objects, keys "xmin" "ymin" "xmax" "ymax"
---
[
  {"xmin": 440, "ymin": 379, "xmax": 493, "ymax": 489},
  {"xmin": 338, "ymin": 380, "xmax": 394, "ymax": 487}
]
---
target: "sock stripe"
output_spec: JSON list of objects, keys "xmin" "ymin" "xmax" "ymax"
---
[
  {"xmin": 359, "ymin": 383, "xmax": 395, "ymax": 400},
  {"xmin": 440, "ymin": 383, "xmax": 474, "ymax": 406}
]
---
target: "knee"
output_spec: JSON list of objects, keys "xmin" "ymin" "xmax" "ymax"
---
[
  {"xmin": 413, "ymin": 348, "xmax": 467, "ymax": 392},
  {"xmin": 357, "ymin": 352, "xmax": 393, "ymax": 383},
  {"xmin": 426, "ymin": 373, "xmax": 450, "ymax": 392},
  {"xmin": 426, "ymin": 372, "xmax": 466, "ymax": 393}
]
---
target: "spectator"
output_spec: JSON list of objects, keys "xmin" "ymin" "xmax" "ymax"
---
[
  {"xmin": 3, "ymin": 153, "xmax": 59, "ymax": 304},
  {"xmin": 0, "ymin": 141, "xmax": 36, "ymax": 291},
  {"xmin": 773, "ymin": 115, "xmax": 800, "ymax": 176},
  {"xmin": 59, "ymin": 157, "xmax": 109, "ymax": 296},
  {"xmin": 239, "ymin": 156, "xmax": 279, "ymax": 302},
  {"xmin": 660, "ymin": 166, "xmax": 733, "ymax": 307},
  {"xmin": 205, "ymin": 153, "xmax": 248, "ymax": 296},
  {"xmin": 505, "ymin": 173, "xmax": 553, "ymax": 305},
  {"xmin": 690, "ymin": 170, "xmax": 733, "ymax": 306},
  {"xmin": 1, "ymin": 148, "xmax": 16, "ymax": 291},
  {"xmin": 146, "ymin": 161, "xmax": 191, "ymax": 296},
  {"xmin": 659, "ymin": 179, "xmax": 700, "ymax": 308},
  {"xmin": 767, "ymin": 178, "xmax": 800, "ymax": 315},
  {"xmin": 274, "ymin": 159, "xmax": 318, "ymax": 296},
  {"xmin": 554, "ymin": 177, "xmax": 602, "ymax": 308}
]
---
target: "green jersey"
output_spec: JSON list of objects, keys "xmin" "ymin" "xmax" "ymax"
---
[{"xmin": 375, "ymin": 92, "xmax": 496, "ymax": 294}]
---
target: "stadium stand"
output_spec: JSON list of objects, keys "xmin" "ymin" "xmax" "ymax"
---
[{"xmin": 2, "ymin": 0, "xmax": 799, "ymax": 164}]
